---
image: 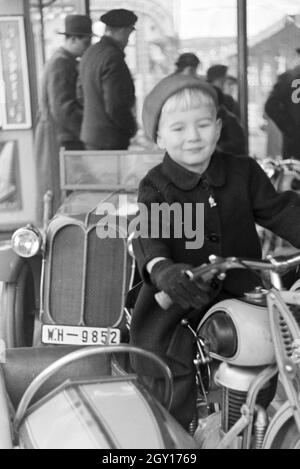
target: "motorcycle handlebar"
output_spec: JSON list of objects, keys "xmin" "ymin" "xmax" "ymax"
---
[
  {"xmin": 259, "ymin": 158, "xmax": 300, "ymax": 170},
  {"xmin": 155, "ymin": 252, "xmax": 300, "ymax": 310},
  {"xmin": 265, "ymin": 252, "xmax": 300, "ymax": 271}
]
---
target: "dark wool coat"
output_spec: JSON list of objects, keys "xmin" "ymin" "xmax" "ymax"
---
[
  {"xmin": 265, "ymin": 65, "xmax": 300, "ymax": 158},
  {"xmin": 79, "ymin": 36, "xmax": 136, "ymax": 149},
  {"xmin": 223, "ymin": 93, "xmax": 241, "ymax": 120},
  {"xmin": 34, "ymin": 47, "xmax": 83, "ymax": 221},
  {"xmin": 130, "ymin": 151, "xmax": 300, "ymax": 378}
]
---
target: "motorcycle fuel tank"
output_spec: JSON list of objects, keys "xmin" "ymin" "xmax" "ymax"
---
[{"xmin": 198, "ymin": 299, "xmax": 276, "ymax": 366}]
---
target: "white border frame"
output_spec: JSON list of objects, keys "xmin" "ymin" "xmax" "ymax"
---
[{"xmin": 0, "ymin": 16, "xmax": 32, "ymax": 129}]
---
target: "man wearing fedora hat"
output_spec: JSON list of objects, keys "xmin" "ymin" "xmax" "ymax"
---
[
  {"xmin": 265, "ymin": 47, "xmax": 300, "ymax": 161},
  {"xmin": 34, "ymin": 14, "xmax": 93, "ymax": 222},
  {"xmin": 79, "ymin": 9, "xmax": 138, "ymax": 150}
]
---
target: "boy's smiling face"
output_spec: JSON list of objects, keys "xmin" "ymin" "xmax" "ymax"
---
[{"xmin": 157, "ymin": 105, "xmax": 221, "ymax": 174}]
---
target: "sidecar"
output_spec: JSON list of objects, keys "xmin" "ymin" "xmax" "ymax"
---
[
  {"xmin": 0, "ymin": 149, "xmax": 199, "ymax": 449},
  {"xmin": 0, "ymin": 344, "xmax": 197, "ymax": 449}
]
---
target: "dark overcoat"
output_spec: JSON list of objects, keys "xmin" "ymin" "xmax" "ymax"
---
[
  {"xmin": 79, "ymin": 36, "xmax": 136, "ymax": 149},
  {"xmin": 265, "ymin": 65, "xmax": 300, "ymax": 158},
  {"xmin": 217, "ymin": 106, "xmax": 246, "ymax": 156},
  {"xmin": 34, "ymin": 47, "xmax": 83, "ymax": 221},
  {"xmin": 130, "ymin": 151, "xmax": 300, "ymax": 377}
]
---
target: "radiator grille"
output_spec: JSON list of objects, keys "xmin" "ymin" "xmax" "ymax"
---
[
  {"xmin": 49, "ymin": 225, "xmax": 84, "ymax": 325},
  {"xmin": 45, "ymin": 220, "xmax": 130, "ymax": 327},
  {"xmin": 84, "ymin": 229, "xmax": 128, "ymax": 326}
]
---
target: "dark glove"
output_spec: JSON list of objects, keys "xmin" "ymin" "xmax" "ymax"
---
[{"xmin": 150, "ymin": 259, "xmax": 211, "ymax": 310}]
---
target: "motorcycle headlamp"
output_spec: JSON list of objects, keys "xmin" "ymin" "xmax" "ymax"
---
[{"xmin": 11, "ymin": 225, "xmax": 42, "ymax": 258}]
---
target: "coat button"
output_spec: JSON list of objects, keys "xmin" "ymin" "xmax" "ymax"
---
[
  {"xmin": 211, "ymin": 279, "xmax": 220, "ymax": 290},
  {"xmin": 208, "ymin": 233, "xmax": 220, "ymax": 243},
  {"xmin": 200, "ymin": 178, "xmax": 210, "ymax": 190}
]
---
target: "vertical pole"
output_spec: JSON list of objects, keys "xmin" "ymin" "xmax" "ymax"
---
[
  {"xmin": 23, "ymin": 0, "xmax": 39, "ymax": 126},
  {"xmin": 237, "ymin": 0, "xmax": 249, "ymax": 155},
  {"xmin": 84, "ymin": 0, "xmax": 90, "ymax": 17},
  {"xmin": 38, "ymin": 0, "xmax": 46, "ymax": 65}
]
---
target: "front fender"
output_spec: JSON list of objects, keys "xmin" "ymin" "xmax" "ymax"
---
[
  {"xmin": 262, "ymin": 401, "xmax": 299, "ymax": 449},
  {"xmin": 0, "ymin": 242, "xmax": 41, "ymax": 289},
  {"xmin": 0, "ymin": 242, "xmax": 25, "ymax": 283}
]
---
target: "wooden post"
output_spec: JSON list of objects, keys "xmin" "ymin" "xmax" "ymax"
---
[{"xmin": 237, "ymin": 0, "xmax": 249, "ymax": 155}]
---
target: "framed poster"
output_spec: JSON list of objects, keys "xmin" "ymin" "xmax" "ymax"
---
[
  {"xmin": 0, "ymin": 16, "xmax": 31, "ymax": 129},
  {"xmin": 0, "ymin": 134, "xmax": 37, "ymax": 230},
  {"xmin": 0, "ymin": 139, "xmax": 21, "ymax": 211}
]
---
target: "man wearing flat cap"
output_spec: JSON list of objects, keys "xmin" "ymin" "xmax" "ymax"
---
[
  {"xmin": 206, "ymin": 64, "xmax": 241, "ymax": 120},
  {"xmin": 34, "ymin": 14, "xmax": 93, "ymax": 222},
  {"xmin": 79, "ymin": 9, "xmax": 137, "ymax": 150},
  {"xmin": 265, "ymin": 47, "xmax": 300, "ymax": 161}
]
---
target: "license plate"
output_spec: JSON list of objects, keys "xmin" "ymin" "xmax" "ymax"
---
[{"xmin": 42, "ymin": 324, "xmax": 120, "ymax": 346}]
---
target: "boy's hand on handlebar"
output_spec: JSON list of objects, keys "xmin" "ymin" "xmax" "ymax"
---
[{"xmin": 150, "ymin": 260, "xmax": 211, "ymax": 310}]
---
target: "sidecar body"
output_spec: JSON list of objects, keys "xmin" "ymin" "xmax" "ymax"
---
[{"xmin": 0, "ymin": 344, "xmax": 198, "ymax": 449}]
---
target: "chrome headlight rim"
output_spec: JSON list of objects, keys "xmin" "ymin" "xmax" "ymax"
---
[
  {"xmin": 11, "ymin": 225, "xmax": 42, "ymax": 258},
  {"xmin": 127, "ymin": 231, "xmax": 136, "ymax": 258}
]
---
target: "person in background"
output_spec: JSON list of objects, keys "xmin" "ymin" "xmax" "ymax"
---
[
  {"xmin": 213, "ymin": 85, "xmax": 246, "ymax": 156},
  {"xmin": 224, "ymin": 74, "xmax": 238, "ymax": 102},
  {"xmin": 264, "ymin": 47, "xmax": 300, "ymax": 160},
  {"xmin": 206, "ymin": 64, "xmax": 241, "ymax": 120},
  {"xmin": 34, "ymin": 14, "xmax": 93, "ymax": 221},
  {"xmin": 174, "ymin": 52, "xmax": 201, "ymax": 77},
  {"xmin": 79, "ymin": 9, "xmax": 137, "ymax": 150}
]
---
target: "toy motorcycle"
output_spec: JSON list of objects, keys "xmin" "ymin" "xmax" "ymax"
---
[
  {"xmin": 159, "ymin": 252, "xmax": 300, "ymax": 449},
  {"xmin": 1, "ymin": 251, "xmax": 300, "ymax": 449}
]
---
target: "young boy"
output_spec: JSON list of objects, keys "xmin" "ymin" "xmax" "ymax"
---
[{"xmin": 130, "ymin": 74, "xmax": 300, "ymax": 430}]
